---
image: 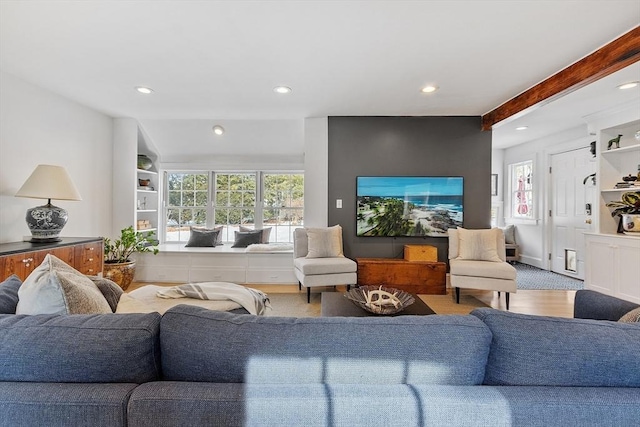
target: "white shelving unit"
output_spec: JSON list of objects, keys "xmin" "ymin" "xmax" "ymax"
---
[
  {"xmin": 136, "ymin": 166, "xmax": 159, "ymax": 238},
  {"xmin": 584, "ymin": 116, "xmax": 640, "ymax": 303}
]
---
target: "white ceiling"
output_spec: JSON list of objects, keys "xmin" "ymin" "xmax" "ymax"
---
[{"xmin": 1, "ymin": 1, "xmax": 639, "ymax": 154}]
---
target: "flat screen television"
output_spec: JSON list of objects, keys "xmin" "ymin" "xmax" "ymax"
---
[{"xmin": 356, "ymin": 176, "xmax": 463, "ymax": 237}]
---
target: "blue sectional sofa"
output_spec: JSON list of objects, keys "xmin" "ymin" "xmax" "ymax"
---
[{"xmin": 0, "ymin": 290, "xmax": 639, "ymax": 426}]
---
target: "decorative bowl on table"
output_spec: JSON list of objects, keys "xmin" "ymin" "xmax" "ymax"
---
[{"xmin": 345, "ymin": 285, "xmax": 415, "ymax": 315}]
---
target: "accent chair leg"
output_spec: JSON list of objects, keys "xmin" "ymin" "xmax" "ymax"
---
[
  {"xmin": 307, "ymin": 286, "xmax": 311, "ymax": 304},
  {"xmin": 298, "ymin": 282, "xmax": 301, "ymax": 291},
  {"xmin": 455, "ymin": 287, "xmax": 460, "ymax": 304},
  {"xmin": 497, "ymin": 291, "xmax": 501, "ymax": 297},
  {"xmin": 346, "ymin": 285, "xmax": 351, "ymax": 291},
  {"xmin": 505, "ymin": 292, "xmax": 510, "ymax": 310}
]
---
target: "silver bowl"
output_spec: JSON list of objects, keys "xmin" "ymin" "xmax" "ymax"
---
[{"xmin": 345, "ymin": 285, "xmax": 415, "ymax": 315}]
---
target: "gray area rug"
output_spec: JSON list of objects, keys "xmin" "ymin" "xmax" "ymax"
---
[{"xmin": 514, "ymin": 262, "xmax": 584, "ymax": 291}]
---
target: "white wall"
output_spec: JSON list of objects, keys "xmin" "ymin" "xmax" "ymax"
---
[
  {"xmin": 303, "ymin": 117, "xmax": 329, "ymax": 227},
  {"xmin": 491, "ymin": 148, "xmax": 505, "ymax": 226},
  {"xmin": 0, "ymin": 72, "xmax": 113, "ymax": 244},
  {"xmin": 501, "ymin": 125, "xmax": 590, "ymax": 268},
  {"xmin": 112, "ymin": 118, "xmax": 139, "ymax": 234}
]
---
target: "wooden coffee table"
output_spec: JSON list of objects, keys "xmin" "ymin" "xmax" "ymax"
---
[{"xmin": 320, "ymin": 292, "xmax": 435, "ymax": 317}]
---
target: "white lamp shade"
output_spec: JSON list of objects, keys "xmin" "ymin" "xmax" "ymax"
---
[{"xmin": 15, "ymin": 164, "xmax": 82, "ymax": 201}]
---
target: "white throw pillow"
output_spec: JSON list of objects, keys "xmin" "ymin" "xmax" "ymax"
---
[
  {"xmin": 456, "ymin": 228, "xmax": 502, "ymax": 262},
  {"xmin": 500, "ymin": 224, "xmax": 516, "ymax": 244},
  {"xmin": 306, "ymin": 225, "xmax": 344, "ymax": 258},
  {"xmin": 16, "ymin": 254, "xmax": 112, "ymax": 315}
]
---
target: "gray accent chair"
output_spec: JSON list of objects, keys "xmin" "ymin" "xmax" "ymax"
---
[{"xmin": 293, "ymin": 228, "xmax": 357, "ymax": 303}]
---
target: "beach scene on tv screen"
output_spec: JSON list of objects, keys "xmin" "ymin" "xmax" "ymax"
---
[{"xmin": 357, "ymin": 176, "xmax": 463, "ymax": 237}]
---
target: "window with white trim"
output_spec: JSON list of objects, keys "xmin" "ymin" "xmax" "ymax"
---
[
  {"xmin": 164, "ymin": 171, "xmax": 303, "ymax": 243},
  {"xmin": 508, "ymin": 160, "xmax": 534, "ymax": 220}
]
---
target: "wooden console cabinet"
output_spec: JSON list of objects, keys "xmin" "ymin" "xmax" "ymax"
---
[
  {"xmin": 0, "ymin": 237, "xmax": 103, "ymax": 281},
  {"xmin": 356, "ymin": 258, "xmax": 446, "ymax": 295}
]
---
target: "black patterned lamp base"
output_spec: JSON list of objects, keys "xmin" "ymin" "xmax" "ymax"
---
[{"xmin": 25, "ymin": 202, "xmax": 68, "ymax": 243}]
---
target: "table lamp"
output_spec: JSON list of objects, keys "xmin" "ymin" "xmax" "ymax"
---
[{"xmin": 15, "ymin": 164, "xmax": 82, "ymax": 242}]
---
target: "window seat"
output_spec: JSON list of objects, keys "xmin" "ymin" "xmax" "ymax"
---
[{"xmin": 134, "ymin": 243, "xmax": 296, "ymax": 284}]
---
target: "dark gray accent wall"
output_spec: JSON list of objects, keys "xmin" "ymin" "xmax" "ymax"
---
[{"xmin": 328, "ymin": 116, "xmax": 492, "ymax": 261}]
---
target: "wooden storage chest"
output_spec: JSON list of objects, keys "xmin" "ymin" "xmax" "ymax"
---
[{"xmin": 356, "ymin": 258, "xmax": 446, "ymax": 294}]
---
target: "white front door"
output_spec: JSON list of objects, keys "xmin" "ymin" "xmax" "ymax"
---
[{"xmin": 550, "ymin": 147, "xmax": 596, "ymax": 279}]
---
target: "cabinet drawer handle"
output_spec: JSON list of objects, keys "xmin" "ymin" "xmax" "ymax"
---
[
  {"xmin": 22, "ymin": 258, "xmax": 34, "ymax": 263},
  {"xmin": 88, "ymin": 258, "xmax": 94, "ymax": 262},
  {"xmin": 89, "ymin": 247, "xmax": 94, "ymax": 251},
  {"xmin": 88, "ymin": 269, "xmax": 94, "ymax": 273}
]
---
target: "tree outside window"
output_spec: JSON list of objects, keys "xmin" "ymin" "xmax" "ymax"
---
[
  {"xmin": 262, "ymin": 173, "xmax": 304, "ymax": 242},
  {"xmin": 509, "ymin": 160, "xmax": 534, "ymax": 220},
  {"xmin": 214, "ymin": 173, "xmax": 256, "ymax": 242},
  {"xmin": 166, "ymin": 172, "xmax": 209, "ymax": 241},
  {"xmin": 163, "ymin": 171, "xmax": 303, "ymax": 243}
]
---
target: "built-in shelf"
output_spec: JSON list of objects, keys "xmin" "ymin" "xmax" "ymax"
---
[
  {"xmin": 137, "ymin": 209, "xmax": 157, "ymax": 213},
  {"xmin": 137, "ymin": 189, "xmax": 157, "ymax": 193},
  {"xmin": 137, "ymin": 228, "xmax": 157, "ymax": 233},
  {"xmin": 137, "ymin": 169, "xmax": 158, "ymax": 175},
  {"xmin": 601, "ymin": 187, "xmax": 640, "ymax": 193},
  {"xmin": 600, "ymin": 142, "xmax": 640, "ymax": 155}
]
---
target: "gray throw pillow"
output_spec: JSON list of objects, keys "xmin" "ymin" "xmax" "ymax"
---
[
  {"xmin": 88, "ymin": 276, "xmax": 124, "ymax": 313},
  {"xmin": 0, "ymin": 275, "xmax": 22, "ymax": 314},
  {"xmin": 185, "ymin": 227, "xmax": 220, "ymax": 247},
  {"xmin": 193, "ymin": 225, "xmax": 224, "ymax": 245},
  {"xmin": 239, "ymin": 226, "xmax": 271, "ymax": 243},
  {"xmin": 232, "ymin": 230, "xmax": 263, "ymax": 248}
]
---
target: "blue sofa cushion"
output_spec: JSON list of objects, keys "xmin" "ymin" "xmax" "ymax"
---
[
  {"xmin": 0, "ymin": 312, "xmax": 161, "ymax": 383},
  {"xmin": 471, "ymin": 308, "xmax": 640, "ymax": 387},
  {"xmin": 160, "ymin": 305, "xmax": 492, "ymax": 385},
  {"xmin": 0, "ymin": 382, "xmax": 137, "ymax": 427},
  {"xmin": 0, "ymin": 275, "xmax": 21, "ymax": 314},
  {"xmin": 128, "ymin": 382, "xmax": 640, "ymax": 427}
]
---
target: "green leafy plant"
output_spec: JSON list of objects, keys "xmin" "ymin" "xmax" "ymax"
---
[
  {"xmin": 104, "ymin": 226, "xmax": 159, "ymax": 263},
  {"xmin": 605, "ymin": 191, "xmax": 640, "ymax": 217}
]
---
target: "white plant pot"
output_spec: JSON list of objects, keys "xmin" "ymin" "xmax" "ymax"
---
[{"xmin": 621, "ymin": 214, "xmax": 640, "ymax": 233}]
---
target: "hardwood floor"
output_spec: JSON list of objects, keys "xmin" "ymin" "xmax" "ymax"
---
[
  {"xmin": 128, "ymin": 281, "xmax": 577, "ymax": 318},
  {"xmin": 463, "ymin": 288, "xmax": 576, "ymax": 318}
]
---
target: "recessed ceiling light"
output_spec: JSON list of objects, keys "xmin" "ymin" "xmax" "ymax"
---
[
  {"xmin": 135, "ymin": 86, "xmax": 154, "ymax": 94},
  {"xmin": 212, "ymin": 125, "xmax": 225, "ymax": 136},
  {"xmin": 420, "ymin": 85, "xmax": 438, "ymax": 93},
  {"xmin": 516, "ymin": 126, "xmax": 528, "ymax": 131},
  {"xmin": 273, "ymin": 86, "xmax": 292, "ymax": 94},
  {"xmin": 618, "ymin": 81, "xmax": 639, "ymax": 90}
]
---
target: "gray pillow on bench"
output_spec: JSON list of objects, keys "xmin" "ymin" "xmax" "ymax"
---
[
  {"xmin": 186, "ymin": 227, "xmax": 220, "ymax": 247},
  {"xmin": 232, "ymin": 230, "xmax": 263, "ymax": 248}
]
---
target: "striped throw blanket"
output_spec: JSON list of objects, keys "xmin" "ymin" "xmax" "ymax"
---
[{"xmin": 156, "ymin": 282, "xmax": 270, "ymax": 315}]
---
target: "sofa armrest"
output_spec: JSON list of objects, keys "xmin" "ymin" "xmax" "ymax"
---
[{"xmin": 574, "ymin": 290, "xmax": 639, "ymax": 321}]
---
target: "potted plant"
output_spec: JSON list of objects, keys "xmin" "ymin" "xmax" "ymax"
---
[
  {"xmin": 605, "ymin": 191, "xmax": 640, "ymax": 233},
  {"xmin": 103, "ymin": 226, "xmax": 158, "ymax": 290}
]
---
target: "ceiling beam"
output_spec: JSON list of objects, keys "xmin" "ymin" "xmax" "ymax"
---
[{"xmin": 482, "ymin": 26, "xmax": 640, "ymax": 131}]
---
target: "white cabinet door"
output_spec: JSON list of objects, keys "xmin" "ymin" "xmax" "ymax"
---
[
  {"xmin": 617, "ymin": 239, "xmax": 640, "ymax": 303},
  {"xmin": 585, "ymin": 233, "xmax": 640, "ymax": 303}
]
